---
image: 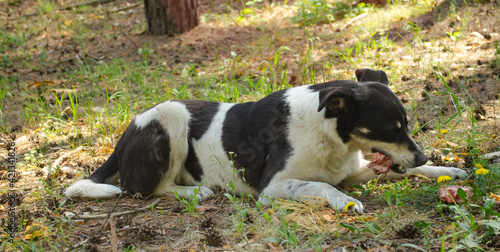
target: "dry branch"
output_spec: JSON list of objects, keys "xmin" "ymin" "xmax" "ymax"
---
[
  {"xmin": 63, "ymin": 238, "xmax": 91, "ymax": 252},
  {"xmin": 109, "ymin": 214, "xmax": 118, "ymax": 252},
  {"xmin": 60, "ymin": 0, "xmax": 117, "ymax": 11},
  {"xmin": 108, "ymin": 2, "xmax": 143, "ymax": 13},
  {"xmin": 75, "ymin": 198, "xmax": 161, "ymax": 219}
]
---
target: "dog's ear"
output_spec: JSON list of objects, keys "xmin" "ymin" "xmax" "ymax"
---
[
  {"xmin": 355, "ymin": 68, "xmax": 389, "ymax": 85},
  {"xmin": 317, "ymin": 87, "xmax": 356, "ymax": 116}
]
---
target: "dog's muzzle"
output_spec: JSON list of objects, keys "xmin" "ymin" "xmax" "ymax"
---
[{"xmin": 414, "ymin": 152, "xmax": 427, "ymax": 167}]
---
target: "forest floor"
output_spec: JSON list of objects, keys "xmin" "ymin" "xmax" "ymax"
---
[{"xmin": 1, "ymin": 0, "xmax": 500, "ymax": 251}]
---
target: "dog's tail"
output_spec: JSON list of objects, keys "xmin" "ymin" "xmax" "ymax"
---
[{"xmin": 65, "ymin": 152, "xmax": 122, "ymax": 198}]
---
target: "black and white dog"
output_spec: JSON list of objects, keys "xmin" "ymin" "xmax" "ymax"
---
[{"xmin": 65, "ymin": 69, "xmax": 466, "ymax": 212}]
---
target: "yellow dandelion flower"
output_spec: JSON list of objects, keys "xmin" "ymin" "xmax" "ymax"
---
[
  {"xmin": 475, "ymin": 168, "xmax": 489, "ymax": 175},
  {"xmin": 440, "ymin": 129, "xmax": 449, "ymax": 134},
  {"xmin": 344, "ymin": 202, "xmax": 356, "ymax": 212},
  {"xmin": 474, "ymin": 163, "xmax": 484, "ymax": 169},
  {"xmin": 437, "ymin": 175, "xmax": 452, "ymax": 183},
  {"xmin": 443, "ymin": 155, "xmax": 450, "ymax": 161}
]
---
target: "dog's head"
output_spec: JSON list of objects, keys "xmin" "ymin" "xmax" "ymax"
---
[{"xmin": 317, "ymin": 69, "xmax": 426, "ymax": 171}]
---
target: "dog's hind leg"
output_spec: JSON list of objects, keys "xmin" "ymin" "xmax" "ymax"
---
[
  {"xmin": 145, "ymin": 102, "xmax": 213, "ymax": 200},
  {"xmin": 118, "ymin": 101, "xmax": 200, "ymax": 197}
]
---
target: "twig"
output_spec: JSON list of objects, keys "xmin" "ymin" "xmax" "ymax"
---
[
  {"xmin": 341, "ymin": 12, "xmax": 369, "ymax": 30},
  {"xmin": 63, "ymin": 237, "xmax": 91, "ymax": 252},
  {"xmin": 101, "ymin": 191, "xmax": 125, "ymax": 231},
  {"xmin": 109, "ymin": 214, "xmax": 118, "ymax": 252},
  {"xmin": 23, "ymin": 0, "xmax": 117, "ymax": 17},
  {"xmin": 109, "ymin": 2, "xmax": 142, "ymax": 13},
  {"xmin": 118, "ymin": 25, "xmax": 138, "ymax": 50},
  {"xmin": 75, "ymin": 54, "xmax": 84, "ymax": 65},
  {"xmin": 76, "ymin": 198, "xmax": 161, "ymax": 219},
  {"xmin": 60, "ymin": 0, "xmax": 116, "ymax": 11},
  {"xmin": 51, "ymin": 146, "xmax": 84, "ymax": 171}
]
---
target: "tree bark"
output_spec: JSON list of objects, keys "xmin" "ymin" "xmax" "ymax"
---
[{"xmin": 143, "ymin": 0, "xmax": 198, "ymax": 36}]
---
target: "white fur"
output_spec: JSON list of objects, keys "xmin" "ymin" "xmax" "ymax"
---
[
  {"xmin": 134, "ymin": 106, "xmax": 157, "ymax": 129},
  {"xmin": 153, "ymin": 102, "xmax": 193, "ymax": 196},
  {"xmin": 65, "ymin": 179, "xmax": 122, "ymax": 198},
  {"xmin": 260, "ymin": 86, "xmax": 365, "ymax": 211}
]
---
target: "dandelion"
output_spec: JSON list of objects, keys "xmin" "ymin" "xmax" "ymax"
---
[
  {"xmin": 437, "ymin": 175, "xmax": 452, "ymax": 183},
  {"xmin": 344, "ymin": 202, "xmax": 356, "ymax": 212},
  {"xmin": 475, "ymin": 168, "xmax": 489, "ymax": 175},
  {"xmin": 474, "ymin": 163, "xmax": 484, "ymax": 169},
  {"xmin": 440, "ymin": 129, "xmax": 449, "ymax": 134}
]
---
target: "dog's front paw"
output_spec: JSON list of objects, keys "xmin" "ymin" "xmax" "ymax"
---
[
  {"xmin": 446, "ymin": 167, "xmax": 468, "ymax": 179},
  {"xmin": 328, "ymin": 195, "xmax": 364, "ymax": 213},
  {"xmin": 412, "ymin": 165, "xmax": 468, "ymax": 180},
  {"xmin": 430, "ymin": 166, "xmax": 468, "ymax": 179}
]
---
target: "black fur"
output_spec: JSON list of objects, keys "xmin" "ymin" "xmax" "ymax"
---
[
  {"xmin": 88, "ymin": 152, "xmax": 119, "ymax": 183},
  {"xmin": 221, "ymin": 90, "xmax": 292, "ymax": 191},
  {"xmin": 356, "ymin": 68, "xmax": 389, "ymax": 84},
  {"xmin": 116, "ymin": 119, "xmax": 171, "ymax": 195}
]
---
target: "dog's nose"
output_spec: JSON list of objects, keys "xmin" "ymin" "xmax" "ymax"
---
[{"xmin": 414, "ymin": 152, "xmax": 427, "ymax": 167}]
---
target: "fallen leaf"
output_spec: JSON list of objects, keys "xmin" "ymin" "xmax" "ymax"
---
[
  {"xmin": 320, "ymin": 209, "xmax": 336, "ymax": 221},
  {"xmin": 490, "ymin": 192, "xmax": 500, "ymax": 202},
  {"xmin": 23, "ymin": 224, "xmax": 49, "ymax": 240},
  {"xmin": 28, "ymin": 80, "xmax": 56, "ymax": 88},
  {"xmin": 266, "ymin": 242, "xmax": 279, "ymax": 251},
  {"xmin": 194, "ymin": 205, "xmax": 219, "ymax": 213}
]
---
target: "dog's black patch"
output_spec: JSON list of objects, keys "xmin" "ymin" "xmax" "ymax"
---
[
  {"xmin": 179, "ymin": 100, "xmax": 220, "ymax": 181},
  {"xmin": 115, "ymin": 119, "xmax": 171, "ymax": 196},
  {"xmin": 184, "ymin": 142, "xmax": 203, "ymax": 181},
  {"xmin": 356, "ymin": 68, "xmax": 389, "ymax": 85},
  {"xmin": 179, "ymin": 100, "xmax": 220, "ymax": 140},
  {"xmin": 221, "ymin": 90, "xmax": 291, "ymax": 191},
  {"xmin": 354, "ymin": 82, "xmax": 408, "ymax": 142}
]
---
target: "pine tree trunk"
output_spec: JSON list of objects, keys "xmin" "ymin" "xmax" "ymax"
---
[{"xmin": 143, "ymin": 0, "xmax": 199, "ymax": 36}]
